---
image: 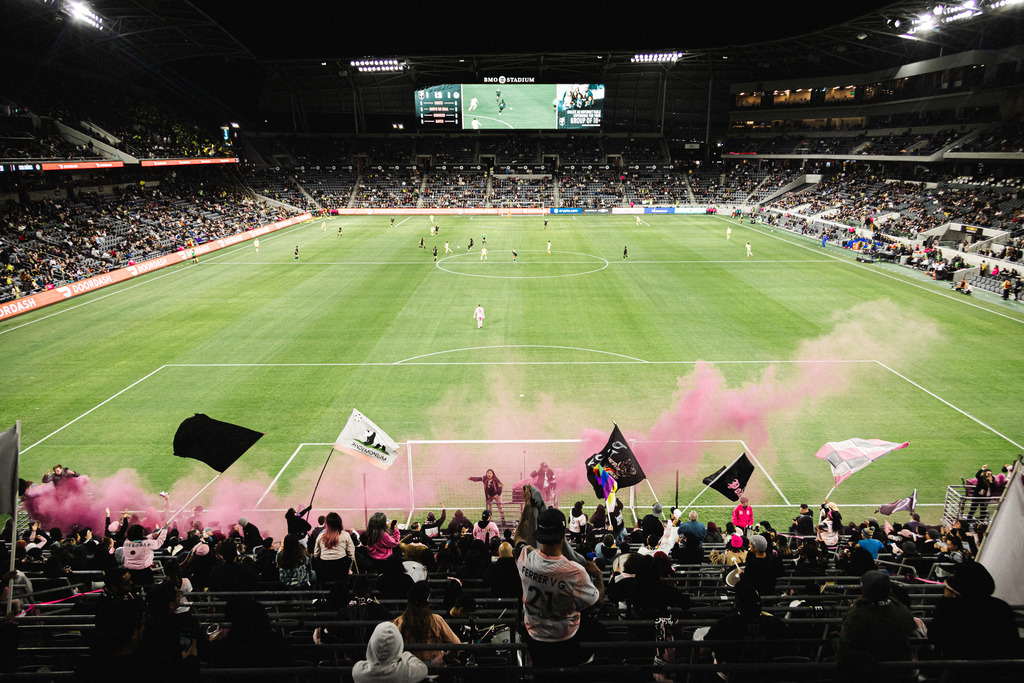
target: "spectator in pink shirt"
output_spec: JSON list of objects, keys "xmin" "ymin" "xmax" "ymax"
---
[
  {"xmin": 363, "ymin": 512, "xmax": 401, "ymax": 569},
  {"xmin": 732, "ymin": 497, "xmax": 754, "ymax": 535}
]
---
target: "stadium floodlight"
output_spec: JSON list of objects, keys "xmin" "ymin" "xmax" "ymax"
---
[
  {"xmin": 350, "ymin": 58, "xmax": 407, "ymax": 73},
  {"xmin": 64, "ymin": 1, "xmax": 103, "ymax": 30},
  {"xmin": 631, "ymin": 52, "xmax": 683, "ymax": 64}
]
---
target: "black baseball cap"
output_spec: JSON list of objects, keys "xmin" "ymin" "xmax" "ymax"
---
[{"xmin": 534, "ymin": 508, "xmax": 567, "ymax": 544}]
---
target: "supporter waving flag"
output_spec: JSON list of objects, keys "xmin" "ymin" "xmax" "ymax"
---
[
  {"xmin": 814, "ymin": 438, "xmax": 909, "ymax": 486},
  {"xmin": 585, "ymin": 424, "xmax": 646, "ymax": 501}
]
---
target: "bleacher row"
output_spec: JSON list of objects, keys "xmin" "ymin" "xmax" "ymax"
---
[{"xmin": 7, "ymin": 538, "xmax": 1021, "ymax": 682}]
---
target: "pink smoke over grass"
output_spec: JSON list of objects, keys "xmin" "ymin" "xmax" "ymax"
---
[{"xmin": 22, "ymin": 302, "xmax": 936, "ymax": 532}]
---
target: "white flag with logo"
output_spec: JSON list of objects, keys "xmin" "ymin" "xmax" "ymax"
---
[{"xmin": 334, "ymin": 409, "xmax": 400, "ymax": 470}]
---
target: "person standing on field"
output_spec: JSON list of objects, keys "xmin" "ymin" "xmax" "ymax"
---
[
  {"xmin": 474, "ymin": 304, "xmax": 485, "ymax": 329},
  {"xmin": 254, "ymin": 239, "xmax": 260, "ymax": 253}
]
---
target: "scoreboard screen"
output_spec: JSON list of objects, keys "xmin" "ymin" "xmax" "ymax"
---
[
  {"xmin": 414, "ymin": 83, "xmax": 604, "ymax": 130},
  {"xmin": 415, "ymin": 84, "xmax": 462, "ymax": 127}
]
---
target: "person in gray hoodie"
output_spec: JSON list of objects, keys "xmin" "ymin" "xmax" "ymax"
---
[{"xmin": 352, "ymin": 621, "xmax": 428, "ymax": 683}]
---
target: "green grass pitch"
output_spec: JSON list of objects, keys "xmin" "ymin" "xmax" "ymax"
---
[
  {"xmin": 462, "ymin": 84, "xmax": 555, "ymax": 130},
  {"xmin": 3, "ymin": 213, "xmax": 1022, "ymax": 526}
]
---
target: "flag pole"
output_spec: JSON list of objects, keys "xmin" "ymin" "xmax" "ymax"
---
[
  {"xmin": 4, "ymin": 421, "xmax": 20, "ymax": 617},
  {"xmin": 167, "ymin": 473, "xmax": 220, "ymax": 526},
  {"xmin": 307, "ymin": 448, "xmax": 336, "ymax": 512},
  {"xmin": 674, "ymin": 470, "xmax": 679, "ymax": 510},
  {"xmin": 363, "ymin": 473, "xmax": 368, "ymax": 529},
  {"xmin": 645, "ymin": 479, "xmax": 663, "ymax": 519},
  {"xmin": 682, "ymin": 483, "xmax": 713, "ymax": 511}
]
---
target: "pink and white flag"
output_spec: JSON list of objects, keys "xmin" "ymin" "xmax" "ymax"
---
[{"xmin": 814, "ymin": 438, "xmax": 909, "ymax": 486}]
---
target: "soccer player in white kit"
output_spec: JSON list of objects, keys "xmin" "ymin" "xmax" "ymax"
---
[
  {"xmin": 254, "ymin": 238, "xmax": 260, "ymax": 253},
  {"xmin": 547, "ymin": 241, "xmax": 551, "ymax": 254},
  {"xmin": 636, "ymin": 215, "xmax": 641, "ymax": 226},
  {"xmin": 445, "ymin": 241, "xmax": 451, "ymax": 254},
  {"xmin": 480, "ymin": 247, "xmax": 488, "ymax": 261},
  {"xmin": 746, "ymin": 242, "xmax": 752, "ymax": 258},
  {"xmin": 474, "ymin": 304, "xmax": 485, "ymax": 329},
  {"xmin": 727, "ymin": 226, "xmax": 732, "ymax": 240},
  {"xmin": 321, "ymin": 221, "xmax": 326, "ymax": 231}
]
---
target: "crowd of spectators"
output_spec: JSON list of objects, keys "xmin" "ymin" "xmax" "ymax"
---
[
  {"xmin": 420, "ymin": 171, "xmax": 488, "ymax": 208},
  {"xmin": 557, "ymin": 169, "xmax": 620, "ymax": 209},
  {"xmin": 490, "ymin": 175, "xmax": 553, "ymax": 208},
  {"xmin": 0, "ymin": 176, "xmax": 299, "ymax": 302},
  {"xmin": 4, "ymin": 476, "xmax": 1020, "ymax": 679},
  {"xmin": 951, "ymin": 119, "xmax": 1024, "ymax": 154}
]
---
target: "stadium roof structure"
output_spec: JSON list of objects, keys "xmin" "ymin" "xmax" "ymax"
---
[{"xmin": 3, "ymin": 0, "xmax": 1024, "ymax": 134}]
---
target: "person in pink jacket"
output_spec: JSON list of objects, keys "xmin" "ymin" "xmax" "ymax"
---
[
  {"xmin": 732, "ymin": 497, "xmax": 754, "ymax": 535},
  {"xmin": 364, "ymin": 512, "xmax": 401, "ymax": 567}
]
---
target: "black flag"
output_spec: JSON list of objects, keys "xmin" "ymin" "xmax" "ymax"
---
[
  {"xmin": 702, "ymin": 453, "xmax": 754, "ymax": 501},
  {"xmin": 173, "ymin": 414, "xmax": 263, "ymax": 473},
  {"xmin": 585, "ymin": 424, "xmax": 646, "ymax": 499}
]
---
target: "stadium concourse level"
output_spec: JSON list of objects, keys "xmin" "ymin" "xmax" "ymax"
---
[
  {"xmin": 3, "ymin": 497, "xmax": 1022, "ymax": 681},
  {"xmin": 0, "ymin": 173, "xmax": 300, "ymax": 303}
]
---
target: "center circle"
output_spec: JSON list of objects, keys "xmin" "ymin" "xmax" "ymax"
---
[{"xmin": 436, "ymin": 250, "xmax": 610, "ymax": 279}]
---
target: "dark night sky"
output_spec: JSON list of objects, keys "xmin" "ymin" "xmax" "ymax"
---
[{"xmin": 194, "ymin": 1, "xmax": 897, "ymax": 60}]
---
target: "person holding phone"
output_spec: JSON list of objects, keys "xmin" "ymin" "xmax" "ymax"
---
[{"xmin": 364, "ymin": 512, "xmax": 402, "ymax": 570}]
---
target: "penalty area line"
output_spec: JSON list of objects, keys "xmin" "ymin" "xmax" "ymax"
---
[
  {"xmin": 740, "ymin": 440, "xmax": 791, "ymax": 506},
  {"xmin": 22, "ymin": 366, "xmax": 168, "ymax": 453},
  {"xmin": 876, "ymin": 360, "xmax": 1023, "ymax": 450}
]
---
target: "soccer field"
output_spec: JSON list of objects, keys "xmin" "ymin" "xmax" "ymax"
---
[
  {"xmin": 462, "ymin": 84, "xmax": 555, "ymax": 129},
  {"xmin": 3, "ymin": 214, "xmax": 1022, "ymax": 532}
]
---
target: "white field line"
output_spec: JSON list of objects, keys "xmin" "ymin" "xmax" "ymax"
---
[
  {"xmin": 395, "ymin": 345, "xmax": 649, "ymax": 364},
  {"xmin": 874, "ymin": 360, "xmax": 1023, "ymax": 450},
  {"xmin": 0, "ymin": 220, "xmax": 312, "ymax": 336},
  {"xmin": 164, "ymin": 359, "xmax": 878, "ymax": 368},
  {"xmin": 716, "ymin": 215, "xmax": 1024, "ymax": 326},
  {"xmin": 255, "ymin": 443, "xmax": 311, "ymax": 508},
  {"xmin": 203, "ymin": 259, "xmax": 834, "ymax": 266},
  {"xmin": 21, "ymin": 365, "xmax": 168, "ymax": 453},
  {"xmin": 24, "ymin": 358, "xmax": 1014, "ymax": 513},
  {"xmin": 740, "ymin": 439, "xmax": 791, "ymax": 506}
]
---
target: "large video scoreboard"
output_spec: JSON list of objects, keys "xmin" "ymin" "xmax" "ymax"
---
[{"xmin": 415, "ymin": 83, "xmax": 604, "ymax": 130}]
